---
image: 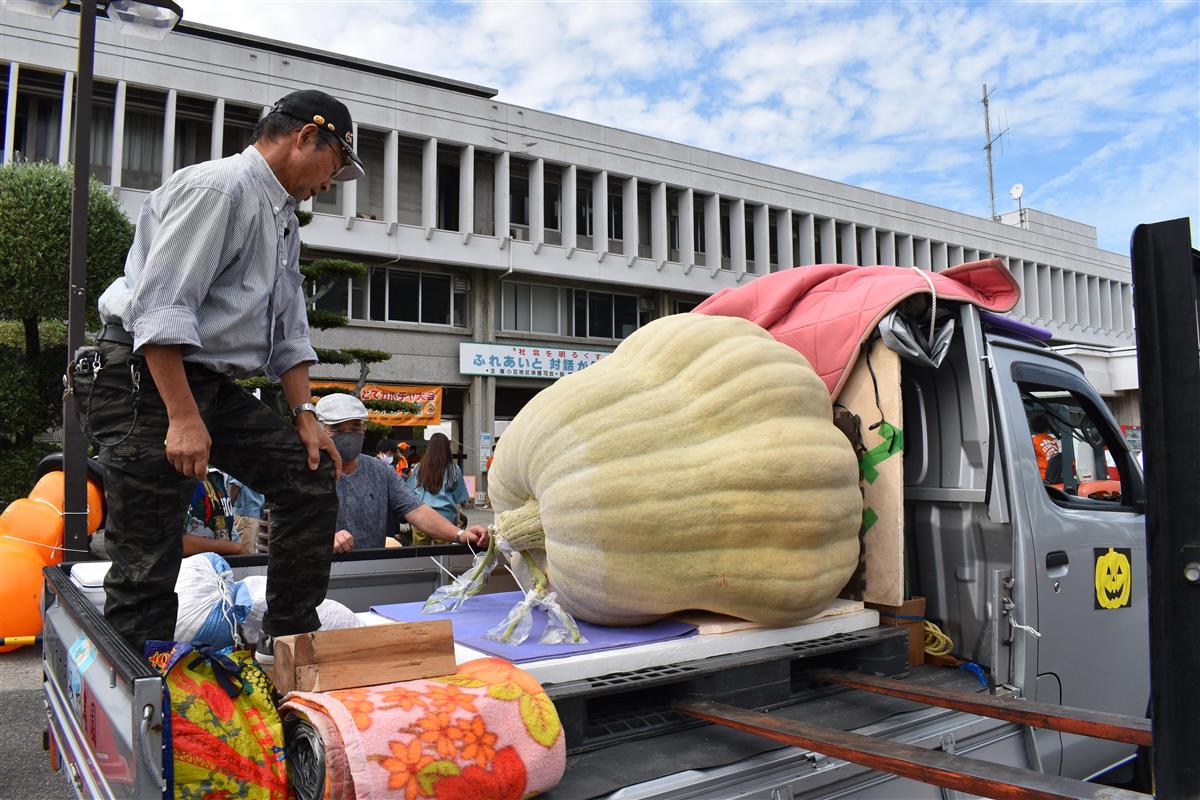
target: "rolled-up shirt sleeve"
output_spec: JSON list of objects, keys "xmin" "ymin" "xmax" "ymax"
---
[{"xmin": 128, "ymin": 186, "xmax": 233, "ymax": 352}]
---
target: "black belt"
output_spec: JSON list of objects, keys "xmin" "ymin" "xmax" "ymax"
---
[{"xmin": 98, "ymin": 323, "xmax": 133, "ymax": 346}]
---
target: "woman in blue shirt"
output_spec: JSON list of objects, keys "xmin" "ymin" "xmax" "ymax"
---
[{"xmin": 406, "ymin": 433, "xmax": 470, "ymax": 544}]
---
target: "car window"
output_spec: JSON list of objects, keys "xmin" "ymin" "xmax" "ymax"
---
[{"xmin": 1019, "ymin": 384, "xmax": 1127, "ymax": 506}]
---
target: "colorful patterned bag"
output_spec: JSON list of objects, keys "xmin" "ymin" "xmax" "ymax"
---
[{"xmin": 147, "ymin": 641, "xmax": 288, "ymax": 799}]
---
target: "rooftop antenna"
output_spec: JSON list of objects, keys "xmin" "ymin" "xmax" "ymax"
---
[{"xmin": 982, "ymin": 83, "xmax": 1010, "ymax": 221}]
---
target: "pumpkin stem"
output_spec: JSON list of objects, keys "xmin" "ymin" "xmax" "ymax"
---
[{"xmin": 496, "ymin": 498, "xmax": 546, "ymax": 552}]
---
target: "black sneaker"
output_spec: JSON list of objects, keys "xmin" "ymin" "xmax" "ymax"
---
[{"xmin": 255, "ymin": 634, "xmax": 275, "ymax": 666}]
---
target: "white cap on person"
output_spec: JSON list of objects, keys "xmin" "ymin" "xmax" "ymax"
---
[{"xmin": 314, "ymin": 393, "xmax": 368, "ymax": 425}]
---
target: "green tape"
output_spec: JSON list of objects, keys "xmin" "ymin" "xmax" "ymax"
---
[
  {"xmin": 862, "ymin": 507, "xmax": 879, "ymax": 532},
  {"xmin": 860, "ymin": 422, "xmax": 904, "ymax": 484}
]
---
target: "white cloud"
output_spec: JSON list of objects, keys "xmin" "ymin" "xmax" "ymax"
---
[{"xmin": 184, "ymin": 0, "xmax": 1200, "ymax": 252}]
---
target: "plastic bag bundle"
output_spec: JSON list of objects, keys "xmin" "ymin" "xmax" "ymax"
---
[
  {"xmin": 484, "ymin": 593, "xmax": 537, "ymax": 645},
  {"xmin": 421, "ymin": 542, "xmax": 501, "ymax": 613},
  {"xmin": 283, "ymin": 715, "xmax": 326, "ymax": 800},
  {"xmin": 174, "ymin": 553, "xmax": 251, "ymax": 649},
  {"xmin": 536, "ymin": 592, "xmax": 587, "ymax": 645},
  {"xmin": 236, "ymin": 575, "xmax": 363, "ymax": 647}
]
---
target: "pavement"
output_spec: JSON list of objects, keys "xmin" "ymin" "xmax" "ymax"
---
[{"xmin": 0, "ymin": 647, "xmax": 67, "ymax": 800}]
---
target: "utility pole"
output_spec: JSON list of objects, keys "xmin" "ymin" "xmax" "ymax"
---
[{"xmin": 981, "ymin": 84, "xmax": 1008, "ymax": 221}]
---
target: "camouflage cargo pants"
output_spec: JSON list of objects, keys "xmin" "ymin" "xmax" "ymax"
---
[{"xmin": 79, "ymin": 340, "xmax": 337, "ymax": 651}]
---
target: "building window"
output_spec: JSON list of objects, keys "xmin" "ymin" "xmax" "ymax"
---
[
  {"xmin": 675, "ymin": 300, "xmax": 700, "ymax": 314},
  {"xmin": 123, "ymin": 87, "xmax": 166, "ymax": 190},
  {"xmin": 437, "ymin": 161, "xmax": 460, "ymax": 230},
  {"xmin": 694, "ymin": 202, "xmax": 706, "ymax": 254},
  {"xmin": 609, "ymin": 192, "xmax": 623, "ymax": 241},
  {"xmin": 545, "ymin": 181, "xmax": 561, "ymax": 231},
  {"xmin": 510, "ymin": 175, "xmax": 529, "ymax": 226},
  {"xmin": 174, "ymin": 94, "xmax": 213, "ymax": 170},
  {"xmin": 12, "ymin": 68, "xmax": 63, "ymax": 163},
  {"xmin": 354, "ymin": 128, "xmax": 387, "ymax": 221},
  {"xmin": 499, "ymin": 279, "xmax": 646, "ymax": 341},
  {"xmin": 339, "ymin": 268, "xmax": 467, "ymax": 326},
  {"xmin": 222, "ymin": 103, "xmax": 259, "ymax": 158},
  {"xmin": 577, "ymin": 186, "xmax": 593, "ymax": 237}
]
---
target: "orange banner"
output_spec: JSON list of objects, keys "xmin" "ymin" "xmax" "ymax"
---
[{"xmin": 311, "ymin": 381, "xmax": 443, "ymax": 425}]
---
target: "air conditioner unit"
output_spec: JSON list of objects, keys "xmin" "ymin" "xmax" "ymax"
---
[
  {"xmin": 510, "ymin": 226, "xmax": 529, "ymax": 241},
  {"xmin": 639, "ymin": 297, "xmax": 656, "ymax": 311},
  {"xmin": 453, "ymin": 277, "xmax": 471, "ymax": 293}
]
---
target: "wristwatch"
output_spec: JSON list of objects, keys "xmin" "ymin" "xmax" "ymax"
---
[
  {"xmin": 454, "ymin": 529, "xmax": 466, "ymax": 543},
  {"xmin": 291, "ymin": 402, "xmax": 318, "ymax": 422}
]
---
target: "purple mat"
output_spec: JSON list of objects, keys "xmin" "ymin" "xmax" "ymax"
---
[{"xmin": 371, "ymin": 591, "xmax": 697, "ymax": 663}]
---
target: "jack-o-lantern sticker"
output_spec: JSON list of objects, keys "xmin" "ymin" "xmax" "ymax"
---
[{"xmin": 1094, "ymin": 547, "xmax": 1133, "ymax": 609}]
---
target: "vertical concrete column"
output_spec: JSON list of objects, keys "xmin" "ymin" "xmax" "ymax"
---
[
  {"xmin": 932, "ymin": 242, "xmax": 948, "ymax": 271},
  {"xmin": 495, "ymin": 150, "xmax": 510, "ymax": 242},
  {"xmin": 458, "ymin": 144, "xmax": 474, "ymax": 238},
  {"xmin": 704, "ymin": 193, "xmax": 722, "ymax": 272},
  {"xmin": 798, "ymin": 213, "xmax": 815, "ymax": 265},
  {"xmin": 58, "ymin": 72, "xmax": 74, "ymax": 165},
  {"xmin": 1023, "ymin": 261, "xmax": 1039, "ymax": 321},
  {"xmin": 384, "ymin": 130, "xmax": 399, "ymax": 231},
  {"xmin": 210, "ymin": 98, "xmax": 225, "ymax": 161},
  {"xmin": 879, "ymin": 230, "xmax": 896, "ymax": 264},
  {"xmin": 776, "ymin": 208, "xmax": 793, "ymax": 270},
  {"xmin": 897, "ymin": 234, "xmax": 914, "ymax": 267},
  {"xmin": 561, "ymin": 164, "xmax": 577, "ymax": 253},
  {"xmin": 838, "ymin": 222, "xmax": 857, "ymax": 264},
  {"xmin": 161, "ymin": 89, "xmax": 177, "ymax": 181},
  {"xmin": 819, "ymin": 218, "xmax": 837, "ymax": 263},
  {"xmin": 3, "ymin": 63, "xmax": 17, "ymax": 164},
  {"xmin": 859, "ymin": 225, "xmax": 878, "ymax": 266},
  {"xmin": 729, "ymin": 198, "xmax": 747, "ymax": 274},
  {"xmin": 651, "ymin": 182, "xmax": 667, "ymax": 265},
  {"xmin": 592, "ymin": 169, "xmax": 608, "ymax": 256},
  {"xmin": 1122, "ymin": 283, "xmax": 1135, "ymax": 335},
  {"xmin": 678, "ymin": 188, "xmax": 695, "ymax": 267},
  {"xmin": 421, "ymin": 137, "xmax": 437, "ymax": 232},
  {"xmin": 530, "ymin": 157, "xmax": 545, "ymax": 249},
  {"xmin": 916, "ymin": 238, "xmax": 932, "ymax": 270},
  {"xmin": 1062, "ymin": 269, "xmax": 1077, "ymax": 328},
  {"xmin": 1073, "ymin": 274, "xmax": 1088, "ymax": 330},
  {"xmin": 622, "ymin": 175, "xmax": 638, "ymax": 262},
  {"xmin": 753, "ymin": 203, "xmax": 770, "ymax": 274},
  {"xmin": 1051, "ymin": 268, "xmax": 1066, "ymax": 321},
  {"xmin": 110, "ymin": 81, "xmax": 127, "ymax": 189}
]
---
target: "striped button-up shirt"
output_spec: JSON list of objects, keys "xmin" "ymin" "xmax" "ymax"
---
[{"xmin": 99, "ymin": 146, "xmax": 317, "ymax": 380}]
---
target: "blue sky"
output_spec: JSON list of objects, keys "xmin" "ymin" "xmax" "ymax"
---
[{"xmin": 188, "ymin": 1, "xmax": 1200, "ymax": 254}]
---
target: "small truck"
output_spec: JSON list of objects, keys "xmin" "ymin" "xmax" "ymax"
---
[{"xmin": 40, "ymin": 225, "xmax": 1188, "ymax": 799}]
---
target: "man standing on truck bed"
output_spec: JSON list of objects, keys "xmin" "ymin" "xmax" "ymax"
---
[{"xmin": 84, "ymin": 89, "xmax": 364, "ymax": 662}]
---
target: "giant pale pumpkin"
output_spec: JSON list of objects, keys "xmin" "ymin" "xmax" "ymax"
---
[{"xmin": 487, "ymin": 313, "xmax": 862, "ymax": 627}]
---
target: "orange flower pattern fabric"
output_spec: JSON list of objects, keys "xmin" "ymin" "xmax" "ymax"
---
[{"xmin": 280, "ymin": 658, "xmax": 565, "ymax": 799}]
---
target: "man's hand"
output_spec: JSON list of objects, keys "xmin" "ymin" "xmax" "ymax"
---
[
  {"xmin": 333, "ymin": 529, "xmax": 355, "ymax": 553},
  {"xmin": 296, "ymin": 413, "xmax": 342, "ymax": 478},
  {"xmin": 165, "ymin": 413, "xmax": 212, "ymax": 480},
  {"xmin": 462, "ymin": 525, "xmax": 490, "ymax": 548}
]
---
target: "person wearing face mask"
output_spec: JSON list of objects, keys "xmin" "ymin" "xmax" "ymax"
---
[
  {"xmin": 375, "ymin": 438, "xmax": 398, "ymax": 466},
  {"xmin": 84, "ymin": 88, "xmax": 365, "ymax": 663},
  {"xmin": 315, "ymin": 394, "xmax": 490, "ymax": 554}
]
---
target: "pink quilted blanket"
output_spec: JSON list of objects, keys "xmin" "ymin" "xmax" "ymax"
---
[
  {"xmin": 281, "ymin": 658, "xmax": 565, "ymax": 800},
  {"xmin": 693, "ymin": 259, "xmax": 1019, "ymax": 398}
]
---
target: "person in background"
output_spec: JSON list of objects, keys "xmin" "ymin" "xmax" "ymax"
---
[
  {"xmin": 316, "ymin": 394, "xmax": 489, "ymax": 552},
  {"xmin": 407, "ymin": 433, "xmax": 470, "ymax": 545},
  {"xmin": 395, "ymin": 441, "xmax": 412, "ymax": 478},
  {"xmin": 227, "ymin": 475, "xmax": 265, "ymax": 553},
  {"xmin": 183, "ymin": 469, "xmax": 243, "ymax": 557},
  {"xmin": 375, "ymin": 438, "xmax": 398, "ymax": 467},
  {"xmin": 1030, "ymin": 414, "xmax": 1063, "ymax": 482}
]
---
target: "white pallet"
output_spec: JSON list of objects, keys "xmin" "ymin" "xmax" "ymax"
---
[{"xmin": 356, "ymin": 599, "xmax": 879, "ymax": 686}]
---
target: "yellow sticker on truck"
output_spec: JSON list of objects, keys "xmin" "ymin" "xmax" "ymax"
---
[{"xmin": 1094, "ymin": 547, "xmax": 1133, "ymax": 609}]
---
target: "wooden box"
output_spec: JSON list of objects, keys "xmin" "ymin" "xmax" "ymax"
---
[{"xmin": 866, "ymin": 596, "xmax": 926, "ymax": 667}]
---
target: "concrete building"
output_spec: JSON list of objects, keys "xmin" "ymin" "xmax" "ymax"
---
[{"xmin": 0, "ymin": 11, "xmax": 1141, "ymax": 486}]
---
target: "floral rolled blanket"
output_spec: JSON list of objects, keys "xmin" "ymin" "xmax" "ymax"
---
[{"xmin": 281, "ymin": 657, "xmax": 566, "ymax": 799}]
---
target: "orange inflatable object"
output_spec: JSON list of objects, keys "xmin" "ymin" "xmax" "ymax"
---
[
  {"xmin": 29, "ymin": 470, "xmax": 104, "ymax": 534},
  {"xmin": 0, "ymin": 498, "xmax": 63, "ymax": 566},
  {"xmin": 0, "ymin": 538, "xmax": 47, "ymax": 653}
]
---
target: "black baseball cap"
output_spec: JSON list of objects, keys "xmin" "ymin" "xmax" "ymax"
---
[{"xmin": 271, "ymin": 89, "xmax": 365, "ymax": 181}]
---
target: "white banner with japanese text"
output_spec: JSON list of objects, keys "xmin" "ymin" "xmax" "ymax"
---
[{"xmin": 459, "ymin": 342, "xmax": 610, "ymax": 379}]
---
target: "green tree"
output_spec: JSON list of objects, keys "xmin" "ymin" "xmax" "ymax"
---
[{"xmin": 0, "ymin": 162, "xmax": 134, "ymax": 504}]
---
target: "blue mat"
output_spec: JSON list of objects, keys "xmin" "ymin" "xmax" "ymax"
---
[{"xmin": 371, "ymin": 591, "xmax": 697, "ymax": 663}]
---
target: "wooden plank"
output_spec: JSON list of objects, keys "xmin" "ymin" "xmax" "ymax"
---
[
  {"xmin": 675, "ymin": 700, "xmax": 1148, "ymax": 800},
  {"xmin": 836, "ymin": 339, "xmax": 904, "ymax": 606},
  {"xmin": 272, "ymin": 620, "xmax": 456, "ymax": 694},
  {"xmin": 807, "ymin": 669, "xmax": 1152, "ymax": 747}
]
